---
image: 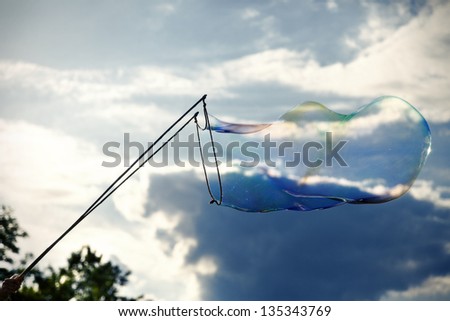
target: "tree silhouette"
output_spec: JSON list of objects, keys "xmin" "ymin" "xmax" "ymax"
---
[
  {"xmin": 1, "ymin": 206, "xmax": 138, "ymax": 300},
  {"xmin": 0, "ymin": 205, "xmax": 29, "ymax": 280},
  {"xmin": 15, "ymin": 246, "xmax": 134, "ymax": 300}
]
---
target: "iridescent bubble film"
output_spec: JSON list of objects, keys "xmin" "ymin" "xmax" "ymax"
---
[{"xmin": 206, "ymin": 96, "xmax": 431, "ymax": 212}]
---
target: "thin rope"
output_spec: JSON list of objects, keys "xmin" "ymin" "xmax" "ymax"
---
[
  {"xmin": 194, "ymin": 99, "xmax": 223, "ymax": 205},
  {"xmin": 20, "ymin": 95, "xmax": 207, "ymax": 278}
]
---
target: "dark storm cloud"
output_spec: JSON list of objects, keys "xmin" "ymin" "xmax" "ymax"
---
[{"xmin": 144, "ymin": 170, "xmax": 450, "ymax": 300}]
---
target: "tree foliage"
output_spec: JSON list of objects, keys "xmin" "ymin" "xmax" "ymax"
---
[
  {"xmin": 15, "ymin": 246, "xmax": 133, "ymax": 300},
  {"xmin": 0, "ymin": 205, "xmax": 28, "ymax": 280},
  {"xmin": 1, "ymin": 206, "xmax": 138, "ymax": 300}
]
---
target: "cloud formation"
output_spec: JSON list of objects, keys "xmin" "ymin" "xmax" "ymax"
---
[
  {"xmin": 381, "ymin": 275, "xmax": 450, "ymax": 300},
  {"xmin": 143, "ymin": 170, "xmax": 450, "ymax": 300},
  {"xmin": 0, "ymin": 0, "xmax": 449, "ymax": 300},
  {"xmin": 1, "ymin": 2, "xmax": 449, "ymax": 121}
]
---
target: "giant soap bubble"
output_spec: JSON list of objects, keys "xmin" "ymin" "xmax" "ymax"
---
[{"xmin": 204, "ymin": 96, "xmax": 431, "ymax": 212}]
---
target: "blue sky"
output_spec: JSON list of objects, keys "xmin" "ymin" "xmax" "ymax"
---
[{"xmin": 0, "ymin": 0, "xmax": 449, "ymax": 300}]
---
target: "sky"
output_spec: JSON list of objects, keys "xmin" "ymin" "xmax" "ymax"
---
[{"xmin": 0, "ymin": 0, "xmax": 450, "ymax": 300}]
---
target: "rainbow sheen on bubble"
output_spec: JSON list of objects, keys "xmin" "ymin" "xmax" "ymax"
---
[{"xmin": 206, "ymin": 96, "xmax": 431, "ymax": 212}]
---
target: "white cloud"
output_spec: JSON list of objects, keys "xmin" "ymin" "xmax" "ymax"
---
[
  {"xmin": 202, "ymin": 1, "xmax": 450, "ymax": 122},
  {"xmin": 238, "ymin": 7, "xmax": 287, "ymax": 50},
  {"xmin": 0, "ymin": 119, "xmax": 217, "ymax": 299},
  {"xmin": 109, "ymin": 210, "xmax": 217, "ymax": 300},
  {"xmin": 326, "ymin": 0, "xmax": 338, "ymax": 11},
  {"xmin": 0, "ymin": 118, "xmax": 109, "ymax": 209},
  {"xmin": 0, "ymin": 118, "xmax": 113, "ymax": 269},
  {"xmin": 156, "ymin": 3, "xmax": 176, "ymax": 15},
  {"xmin": 0, "ymin": 62, "xmax": 205, "ymax": 103},
  {"xmin": 112, "ymin": 172, "xmax": 150, "ymax": 223},
  {"xmin": 265, "ymin": 96, "xmax": 425, "ymax": 141},
  {"xmin": 380, "ymin": 274, "xmax": 450, "ymax": 300},
  {"xmin": 241, "ymin": 8, "xmax": 260, "ymax": 20},
  {"xmin": 292, "ymin": 175, "xmax": 409, "ymax": 199},
  {"xmin": 351, "ymin": 0, "xmax": 414, "ymax": 47},
  {"xmin": 84, "ymin": 102, "xmax": 176, "ymax": 137},
  {"xmin": 2, "ymin": 2, "xmax": 448, "ymax": 122},
  {"xmin": 444, "ymin": 243, "xmax": 450, "ymax": 255},
  {"xmin": 408, "ymin": 180, "xmax": 450, "ymax": 209}
]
